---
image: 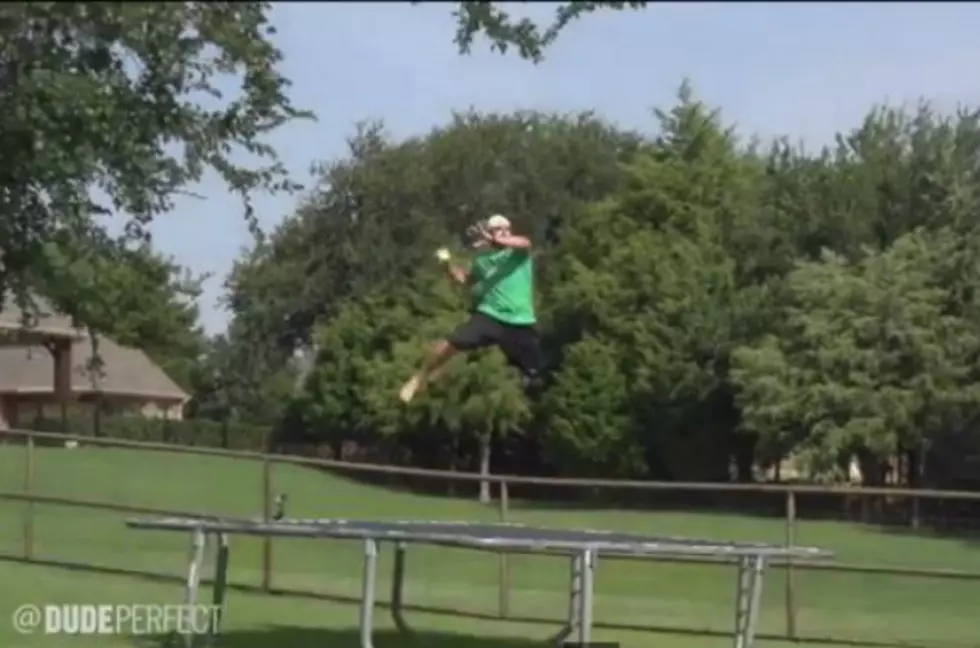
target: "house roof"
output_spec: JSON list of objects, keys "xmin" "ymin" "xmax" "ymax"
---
[
  {"xmin": 0, "ymin": 335, "xmax": 189, "ymax": 402},
  {"xmin": 0, "ymin": 294, "xmax": 84, "ymax": 341}
]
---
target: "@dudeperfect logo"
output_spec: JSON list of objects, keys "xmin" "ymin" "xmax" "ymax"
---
[{"xmin": 12, "ymin": 604, "xmax": 219, "ymax": 636}]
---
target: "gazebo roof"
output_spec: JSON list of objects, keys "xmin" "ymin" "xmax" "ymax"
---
[
  {"xmin": 0, "ymin": 335, "xmax": 188, "ymax": 402},
  {"xmin": 0, "ymin": 294, "xmax": 84, "ymax": 343}
]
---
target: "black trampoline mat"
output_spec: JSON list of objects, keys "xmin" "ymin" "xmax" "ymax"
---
[{"xmin": 126, "ymin": 515, "xmax": 833, "ymax": 560}]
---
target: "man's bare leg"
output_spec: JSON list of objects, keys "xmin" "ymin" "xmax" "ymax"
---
[{"xmin": 399, "ymin": 340, "xmax": 458, "ymax": 403}]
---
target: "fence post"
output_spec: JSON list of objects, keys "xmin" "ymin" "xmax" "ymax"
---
[
  {"xmin": 498, "ymin": 480, "xmax": 510, "ymax": 618},
  {"xmin": 784, "ymin": 490, "xmax": 797, "ymax": 639},
  {"xmin": 22, "ymin": 433, "xmax": 35, "ymax": 560},
  {"xmin": 261, "ymin": 455, "xmax": 273, "ymax": 592}
]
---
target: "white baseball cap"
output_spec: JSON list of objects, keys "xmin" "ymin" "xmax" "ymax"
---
[{"xmin": 487, "ymin": 214, "xmax": 511, "ymax": 229}]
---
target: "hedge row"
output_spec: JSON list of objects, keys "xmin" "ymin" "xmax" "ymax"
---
[{"xmin": 25, "ymin": 411, "xmax": 269, "ymax": 451}]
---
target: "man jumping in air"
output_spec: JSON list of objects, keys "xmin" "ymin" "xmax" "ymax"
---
[{"xmin": 399, "ymin": 214, "xmax": 541, "ymax": 403}]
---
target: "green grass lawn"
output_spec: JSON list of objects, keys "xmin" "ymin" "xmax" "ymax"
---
[{"xmin": 0, "ymin": 443, "xmax": 976, "ymax": 648}]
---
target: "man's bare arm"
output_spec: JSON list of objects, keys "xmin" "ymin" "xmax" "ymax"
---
[
  {"xmin": 490, "ymin": 233, "xmax": 532, "ymax": 249},
  {"xmin": 446, "ymin": 263, "xmax": 469, "ymax": 285},
  {"xmin": 436, "ymin": 247, "xmax": 470, "ymax": 285}
]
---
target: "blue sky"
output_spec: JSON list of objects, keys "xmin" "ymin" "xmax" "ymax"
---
[{"xmin": 141, "ymin": 2, "xmax": 980, "ymax": 334}]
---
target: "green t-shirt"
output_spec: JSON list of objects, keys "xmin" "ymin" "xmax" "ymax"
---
[{"xmin": 469, "ymin": 248, "xmax": 536, "ymax": 325}]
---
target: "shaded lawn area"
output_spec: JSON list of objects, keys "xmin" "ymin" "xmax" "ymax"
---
[{"xmin": 0, "ymin": 561, "xmax": 821, "ymax": 648}]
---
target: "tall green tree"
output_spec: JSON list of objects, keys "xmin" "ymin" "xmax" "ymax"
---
[
  {"xmin": 37, "ymin": 235, "xmax": 207, "ymax": 391},
  {"xmin": 545, "ymin": 83, "xmax": 761, "ymax": 480},
  {"xmin": 444, "ymin": 1, "xmax": 648, "ymax": 62},
  {"xmin": 0, "ymin": 1, "xmax": 310, "ymax": 319},
  {"xmin": 540, "ymin": 334, "xmax": 641, "ymax": 477},
  {"xmin": 732, "ymin": 229, "xmax": 980, "ymax": 483},
  {"xmin": 729, "ymin": 102, "xmax": 980, "ymax": 483}
]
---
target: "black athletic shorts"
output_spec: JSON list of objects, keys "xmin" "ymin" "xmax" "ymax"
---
[{"xmin": 447, "ymin": 312, "xmax": 540, "ymax": 378}]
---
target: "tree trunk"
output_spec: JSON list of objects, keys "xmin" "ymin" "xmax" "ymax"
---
[
  {"xmin": 447, "ymin": 435, "xmax": 459, "ymax": 497},
  {"xmin": 92, "ymin": 397, "xmax": 102, "ymax": 438},
  {"xmin": 478, "ymin": 432, "xmax": 492, "ymax": 504}
]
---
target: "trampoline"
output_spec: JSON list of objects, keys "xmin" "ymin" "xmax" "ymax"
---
[{"xmin": 125, "ymin": 515, "xmax": 833, "ymax": 648}]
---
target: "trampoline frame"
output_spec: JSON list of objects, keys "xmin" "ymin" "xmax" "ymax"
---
[{"xmin": 124, "ymin": 516, "xmax": 832, "ymax": 648}]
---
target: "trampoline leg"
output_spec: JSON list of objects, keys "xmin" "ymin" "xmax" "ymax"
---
[
  {"xmin": 733, "ymin": 557, "xmax": 750, "ymax": 648},
  {"xmin": 744, "ymin": 556, "xmax": 766, "ymax": 648},
  {"xmin": 390, "ymin": 542, "xmax": 412, "ymax": 634},
  {"xmin": 207, "ymin": 533, "xmax": 230, "ymax": 642},
  {"xmin": 554, "ymin": 554, "xmax": 581, "ymax": 645},
  {"xmin": 577, "ymin": 549, "xmax": 596, "ymax": 646},
  {"xmin": 183, "ymin": 529, "xmax": 207, "ymax": 648},
  {"xmin": 359, "ymin": 538, "xmax": 379, "ymax": 648},
  {"xmin": 733, "ymin": 555, "xmax": 767, "ymax": 648}
]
